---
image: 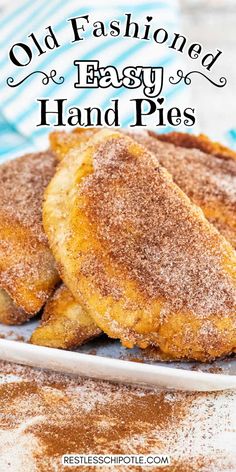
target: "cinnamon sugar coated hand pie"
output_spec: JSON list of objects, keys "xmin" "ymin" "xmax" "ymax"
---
[
  {"xmin": 50, "ymin": 127, "xmax": 97, "ymax": 162},
  {"xmin": 0, "ymin": 151, "xmax": 59, "ymax": 317},
  {"xmin": 43, "ymin": 129, "xmax": 236, "ymax": 361},
  {"xmin": 156, "ymin": 131, "xmax": 236, "ymax": 161},
  {"xmin": 51, "ymin": 128, "xmax": 236, "ymax": 249},
  {"xmin": 0, "ymin": 287, "xmax": 29, "ymax": 325},
  {"xmin": 135, "ymin": 131, "xmax": 236, "ymax": 249},
  {"xmin": 30, "ymin": 284, "xmax": 102, "ymax": 349}
]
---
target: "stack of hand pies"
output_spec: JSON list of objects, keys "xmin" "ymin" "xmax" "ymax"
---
[{"xmin": 0, "ymin": 128, "xmax": 235, "ymax": 362}]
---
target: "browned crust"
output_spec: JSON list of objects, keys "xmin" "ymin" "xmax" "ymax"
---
[
  {"xmin": 50, "ymin": 128, "xmax": 236, "ymax": 251},
  {"xmin": 0, "ymin": 151, "xmax": 57, "ymax": 240},
  {"xmin": 0, "ymin": 151, "xmax": 60, "ymax": 313},
  {"xmin": 30, "ymin": 284, "xmax": 101, "ymax": 349},
  {"xmin": 132, "ymin": 131, "xmax": 236, "ymax": 249},
  {"xmin": 0, "ymin": 288, "xmax": 33, "ymax": 325},
  {"xmin": 155, "ymin": 131, "xmax": 236, "ymax": 161},
  {"xmin": 43, "ymin": 129, "xmax": 236, "ymax": 361},
  {"xmin": 50, "ymin": 128, "xmax": 97, "ymax": 161}
]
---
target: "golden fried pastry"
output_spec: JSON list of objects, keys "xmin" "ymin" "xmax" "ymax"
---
[
  {"xmin": 49, "ymin": 129, "xmax": 236, "ymax": 248},
  {"xmin": 156, "ymin": 131, "xmax": 236, "ymax": 160},
  {"xmin": 30, "ymin": 284, "xmax": 101, "ymax": 349},
  {"xmin": 0, "ymin": 288, "xmax": 31, "ymax": 325},
  {"xmin": 50, "ymin": 128, "xmax": 97, "ymax": 161},
  {"xmin": 43, "ymin": 129, "xmax": 236, "ymax": 361},
  {"xmin": 131, "ymin": 131, "xmax": 236, "ymax": 249},
  {"xmin": 0, "ymin": 151, "xmax": 59, "ymax": 316}
]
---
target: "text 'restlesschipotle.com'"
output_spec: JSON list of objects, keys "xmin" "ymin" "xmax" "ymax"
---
[{"xmin": 62, "ymin": 454, "xmax": 170, "ymax": 467}]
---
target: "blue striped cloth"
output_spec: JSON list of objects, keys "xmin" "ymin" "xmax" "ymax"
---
[
  {"xmin": 227, "ymin": 129, "xmax": 236, "ymax": 150},
  {"xmin": 0, "ymin": 0, "xmax": 193, "ymax": 160}
]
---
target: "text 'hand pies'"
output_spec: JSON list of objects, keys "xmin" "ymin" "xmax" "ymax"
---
[{"xmin": 44, "ymin": 129, "xmax": 236, "ymax": 361}]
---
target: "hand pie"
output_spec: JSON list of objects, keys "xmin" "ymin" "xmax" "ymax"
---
[
  {"xmin": 156, "ymin": 131, "xmax": 236, "ymax": 160},
  {"xmin": 133, "ymin": 131, "xmax": 236, "ymax": 249},
  {"xmin": 43, "ymin": 129, "xmax": 236, "ymax": 361},
  {"xmin": 0, "ymin": 151, "xmax": 59, "ymax": 316},
  {"xmin": 50, "ymin": 129, "xmax": 236, "ymax": 248},
  {"xmin": 0, "ymin": 288, "xmax": 30, "ymax": 325},
  {"xmin": 30, "ymin": 284, "xmax": 101, "ymax": 349},
  {"xmin": 50, "ymin": 128, "xmax": 97, "ymax": 162}
]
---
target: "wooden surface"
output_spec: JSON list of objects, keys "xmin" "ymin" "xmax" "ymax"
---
[{"xmin": 180, "ymin": 0, "xmax": 236, "ymax": 143}]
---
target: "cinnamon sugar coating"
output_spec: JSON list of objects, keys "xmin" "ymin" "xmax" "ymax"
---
[
  {"xmin": 50, "ymin": 129, "xmax": 236, "ymax": 248},
  {"xmin": 0, "ymin": 287, "xmax": 30, "ymax": 325},
  {"xmin": 43, "ymin": 130, "xmax": 236, "ymax": 361},
  {"xmin": 132, "ymin": 131, "xmax": 236, "ymax": 249},
  {"xmin": 0, "ymin": 151, "xmax": 56, "ymax": 242},
  {"xmin": 30, "ymin": 284, "xmax": 101, "ymax": 349},
  {"xmin": 0, "ymin": 151, "xmax": 59, "ymax": 315},
  {"xmin": 156, "ymin": 131, "xmax": 236, "ymax": 160},
  {"xmin": 50, "ymin": 128, "xmax": 97, "ymax": 161}
]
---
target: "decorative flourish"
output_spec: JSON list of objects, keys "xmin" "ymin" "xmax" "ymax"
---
[
  {"xmin": 169, "ymin": 69, "xmax": 227, "ymax": 88},
  {"xmin": 6, "ymin": 70, "xmax": 64, "ymax": 88}
]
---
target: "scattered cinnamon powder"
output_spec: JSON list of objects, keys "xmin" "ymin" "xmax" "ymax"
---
[{"xmin": 0, "ymin": 361, "xmax": 235, "ymax": 472}]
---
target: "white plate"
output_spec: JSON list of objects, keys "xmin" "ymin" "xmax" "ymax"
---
[
  {"xmin": 0, "ymin": 152, "xmax": 236, "ymax": 393},
  {"xmin": 0, "ymin": 320, "xmax": 236, "ymax": 392}
]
